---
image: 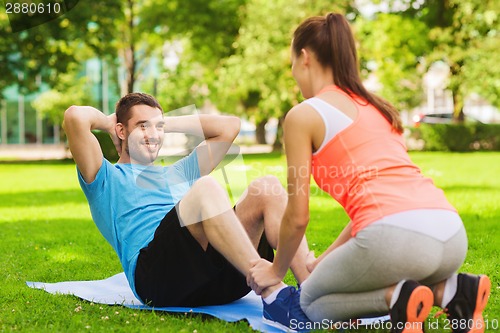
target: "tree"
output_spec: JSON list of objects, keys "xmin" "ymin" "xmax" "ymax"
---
[
  {"xmin": 153, "ymin": 39, "xmax": 213, "ymax": 111},
  {"xmin": 0, "ymin": 10, "xmax": 19, "ymax": 95},
  {"xmin": 2, "ymin": 0, "xmax": 251, "ymax": 133},
  {"xmin": 211, "ymin": 0, "xmax": 355, "ymax": 150},
  {"xmin": 383, "ymin": 0, "xmax": 500, "ymax": 119},
  {"xmin": 0, "ymin": 2, "xmax": 125, "ymax": 135},
  {"xmin": 32, "ymin": 65, "xmax": 93, "ymax": 125},
  {"xmin": 355, "ymin": 13, "xmax": 431, "ymax": 111},
  {"xmin": 424, "ymin": 0, "xmax": 499, "ymax": 119},
  {"xmin": 139, "ymin": 0, "xmax": 247, "ymax": 111},
  {"xmin": 0, "ymin": 1, "xmax": 121, "ymax": 96}
]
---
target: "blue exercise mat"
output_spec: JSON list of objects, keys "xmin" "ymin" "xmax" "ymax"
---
[{"xmin": 27, "ymin": 273, "xmax": 389, "ymax": 332}]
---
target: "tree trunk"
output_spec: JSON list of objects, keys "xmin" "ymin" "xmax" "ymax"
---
[
  {"xmin": 452, "ymin": 91, "xmax": 465, "ymax": 122},
  {"xmin": 450, "ymin": 61, "xmax": 464, "ymax": 123},
  {"xmin": 272, "ymin": 116, "xmax": 285, "ymax": 153},
  {"xmin": 435, "ymin": 0, "xmax": 450, "ymax": 27},
  {"xmin": 255, "ymin": 119, "xmax": 268, "ymax": 144},
  {"xmin": 125, "ymin": 0, "xmax": 136, "ymax": 94},
  {"xmin": 125, "ymin": 47, "xmax": 135, "ymax": 94}
]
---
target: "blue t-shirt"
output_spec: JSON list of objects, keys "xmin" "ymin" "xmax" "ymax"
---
[{"xmin": 78, "ymin": 151, "xmax": 200, "ymax": 297}]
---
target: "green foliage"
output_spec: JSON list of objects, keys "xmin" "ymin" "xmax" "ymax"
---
[
  {"xmin": 418, "ymin": 123, "xmax": 475, "ymax": 151},
  {"xmin": 139, "ymin": 0, "xmax": 247, "ymax": 107},
  {"xmin": 32, "ymin": 74, "xmax": 92, "ymax": 125},
  {"xmin": 475, "ymin": 123, "xmax": 500, "ymax": 150},
  {"xmin": 355, "ymin": 14, "xmax": 430, "ymax": 111},
  {"xmin": 414, "ymin": 123, "xmax": 500, "ymax": 151},
  {"xmin": 92, "ymin": 131, "xmax": 120, "ymax": 163},
  {"xmin": 411, "ymin": 0, "xmax": 499, "ymax": 113},
  {"xmin": 212, "ymin": 0, "xmax": 303, "ymax": 119},
  {"xmin": 140, "ymin": 0, "xmax": 245, "ymax": 65},
  {"xmin": 2, "ymin": 0, "xmax": 242, "ymax": 101},
  {"xmin": 154, "ymin": 40, "xmax": 212, "ymax": 111},
  {"xmin": 364, "ymin": 0, "xmax": 499, "ymax": 119},
  {"xmin": 0, "ymin": 10, "xmax": 18, "ymax": 95},
  {"xmin": 0, "ymin": 1, "xmax": 123, "ymax": 95},
  {"xmin": 457, "ymin": 0, "xmax": 500, "ymax": 108},
  {"xmin": 211, "ymin": 0, "xmax": 353, "ymax": 149}
]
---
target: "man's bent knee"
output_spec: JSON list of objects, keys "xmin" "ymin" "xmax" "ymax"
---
[
  {"xmin": 248, "ymin": 175, "xmax": 286, "ymax": 203},
  {"xmin": 189, "ymin": 176, "xmax": 229, "ymax": 201},
  {"xmin": 185, "ymin": 176, "xmax": 233, "ymax": 222}
]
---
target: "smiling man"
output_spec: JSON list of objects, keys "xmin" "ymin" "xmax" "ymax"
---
[{"xmin": 63, "ymin": 92, "xmax": 310, "ymax": 309}]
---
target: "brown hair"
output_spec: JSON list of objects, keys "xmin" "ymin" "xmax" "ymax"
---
[
  {"xmin": 115, "ymin": 92, "xmax": 163, "ymax": 125},
  {"xmin": 293, "ymin": 13, "xmax": 403, "ymax": 133}
]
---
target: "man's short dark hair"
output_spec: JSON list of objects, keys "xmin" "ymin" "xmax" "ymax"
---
[{"xmin": 115, "ymin": 92, "xmax": 163, "ymax": 125}]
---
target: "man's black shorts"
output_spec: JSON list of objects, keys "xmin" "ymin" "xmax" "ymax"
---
[{"xmin": 134, "ymin": 206, "xmax": 274, "ymax": 307}]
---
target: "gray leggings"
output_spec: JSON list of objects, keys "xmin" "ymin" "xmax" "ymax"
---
[{"xmin": 300, "ymin": 209, "xmax": 467, "ymax": 322}]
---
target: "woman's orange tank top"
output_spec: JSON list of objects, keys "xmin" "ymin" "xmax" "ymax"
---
[{"xmin": 311, "ymin": 85, "xmax": 455, "ymax": 236}]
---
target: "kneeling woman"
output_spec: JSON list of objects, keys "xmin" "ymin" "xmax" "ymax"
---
[{"xmin": 248, "ymin": 12, "xmax": 490, "ymax": 333}]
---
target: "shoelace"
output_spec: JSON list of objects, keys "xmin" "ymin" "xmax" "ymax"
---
[
  {"xmin": 282, "ymin": 286, "xmax": 294, "ymax": 307},
  {"xmin": 289, "ymin": 288, "xmax": 310, "ymax": 322}
]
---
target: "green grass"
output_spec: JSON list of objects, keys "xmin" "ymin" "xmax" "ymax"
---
[{"xmin": 0, "ymin": 152, "xmax": 499, "ymax": 332}]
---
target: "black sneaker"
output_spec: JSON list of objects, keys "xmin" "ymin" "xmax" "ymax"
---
[
  {"xmin": 262, "ymin": 286, "xmax": 312, "ymax": 332},
  {"xmin": 389, "ymin": 280, "xmax": 433, "ymax": 333},
  {"xmin": 444, "ymin": 274, "xmax": 491, "ymax": 333}
]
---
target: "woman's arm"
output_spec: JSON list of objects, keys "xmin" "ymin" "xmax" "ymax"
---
[
  {"xmin": 248, "ymin": 105, "xmax": 319, "ymax": 294},
  {"xmin": 272, "ymin": 107, "xmax": 314, "ymax": 279}
]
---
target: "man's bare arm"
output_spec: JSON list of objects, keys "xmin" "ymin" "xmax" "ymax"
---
[
  {"xmin": 164, "ymin": 114, "xmax": 240, "ymax": 176},
  {"xmin": 63, "ymin": 106, "xmax": 119, "ymax": 183}
]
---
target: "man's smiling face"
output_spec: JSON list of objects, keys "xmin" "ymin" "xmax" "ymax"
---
[{"xmin": 122, "ymin": 104, "xmax": 165, "ymax": 165}]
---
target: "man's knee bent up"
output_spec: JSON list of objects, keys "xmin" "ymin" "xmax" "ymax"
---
[
  {"xmin": 179, "ymin": 176, "xmax": 233, "ymax": 226},
  {"xmin": 246, "ymin": 175, "xmax": 287, "ymax": 205}
]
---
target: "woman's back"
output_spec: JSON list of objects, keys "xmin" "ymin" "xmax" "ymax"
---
[{"xmin": 308, "ymin": 85, "xmax": 455, "ymax": 235}]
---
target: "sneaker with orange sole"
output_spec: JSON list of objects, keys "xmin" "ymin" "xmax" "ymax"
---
[
  {"xmin": 444, "ymin": 274, "xmax": 491, "ymax": 333},
  {"xmin": 390, "ymin": 280, "xmax": 434, "ymax": 333}
]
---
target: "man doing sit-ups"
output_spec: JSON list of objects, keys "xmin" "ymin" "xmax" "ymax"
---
[{"xmin": 63, "ymin": 93, "xmax": 310, "ymax": 320}]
